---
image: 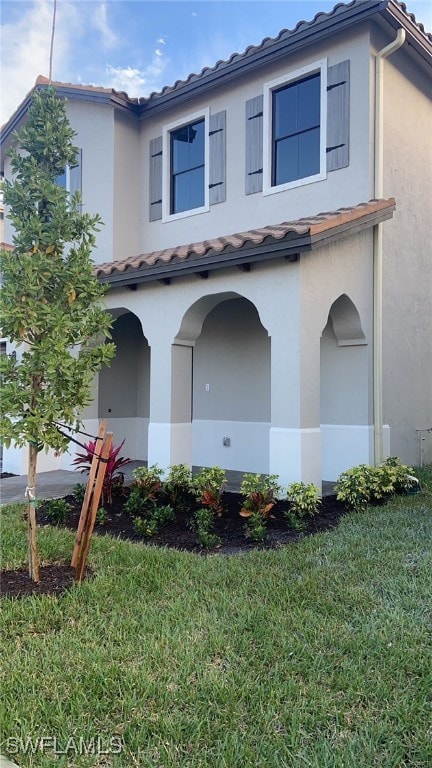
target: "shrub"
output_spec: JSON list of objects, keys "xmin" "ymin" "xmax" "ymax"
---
[
  {"xmin": 240, "ymin": 473, "xmax": 281, "ymax": 541},
  {"xmin": 72, "ymin": 439, "xmax": 131, "ymax": 505},
  {"xmin": 193, "ymin": 466, "xmax": 227, "ymax": 516},
  {"xmin": 285, "ymin": 482, "xmax": 321, "ymax": 530},
  {"xmin": 125, "ymin": 465, "xmax": 165, "ymax": 517},
  {"xmin": 334, "ymin": 464, "xmax": 375, "ymax": 511},
  {"xmin": 335, "ymin": 459, "xmax": 419, "ymax": 512},
  {"xmin": 383, "ymin": 457, "xmax": 419, "ymax": 494},
  {"xmin": 43, "ymin": 498, "xmax": 71, "ymax": 524},
  {"xmin": 240, "ymin": 473, "xmax": 280, "ymax": 518},
  {"xmin": 133, "ymin": 503, "xmax": 174, "ymax": 538},
  {"xmin": 72, "ymin": 483, "xmax": 86, "ymax": 503},
  {"xmin": 96, "ymin": 507, "xmax": 108, "ymax": 525},
  {"xmin": 165, "ymin": 464, "xmax": 194, "ymax": 511},
  {"xmin": 193, "ymin": 507, "xmax": 221, "ymax": 549},
  {"xmin": 243, "ymin": 510, "xmax": 268, "ymax": 542}
]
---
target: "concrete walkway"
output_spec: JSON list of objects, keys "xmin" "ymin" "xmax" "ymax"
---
[{"xmin": 0, "ymin": 462, "xmax": 144, "ymax": 506}]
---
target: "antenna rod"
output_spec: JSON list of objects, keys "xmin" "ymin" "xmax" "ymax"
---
[{"xmin": 48, "ymin": 0, "xmax": 57, "ymax": 83}]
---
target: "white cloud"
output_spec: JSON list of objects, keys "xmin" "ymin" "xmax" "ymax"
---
[
  {"xmin": 0, "ymin": 0, "xmax": 81, "ymax": 125},
  {"xmin": 157, "ymin": 37, "xmax": 166, "ymax": 45},
  {"xmin": 92, "ymin": 2, "xmax": 117, "ymax": 50},
  {"xmin": 105, "ymin": 47, "xmax": 169, "ymax": 97}
]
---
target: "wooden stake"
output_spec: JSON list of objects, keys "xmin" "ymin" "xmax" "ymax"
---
[
  {"xmin": 27, "ymin": 442, "xmax": 40, "ymax": 582},
  {"xmin": 75, "ymin": 431, "xmax": 113, "ymax": 582},
  {"xmin": 71, "ymin": 419, "xmax": 106, "ymax": 567}
]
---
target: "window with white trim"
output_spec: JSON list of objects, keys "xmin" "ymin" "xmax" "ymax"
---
[
  {"xmin": 162, "ymin": 109, "xmax": 210, "ymax": 221},
  {"xmin": 263, "ymin": 59, "xmax": 327, "ymax": 194},
  {"xmin": 55, "ymin": 149, "xmax": 82, "ymax": 198},
  {"xmin": 170, "ymin": 118, "xmax": 205, "ymax": 214},
  {"xmin": 246, "ymin": 58, "xmax": 349, "ymax": 196},
  {"xmin": 149, "ymin": 109, "xmax": 226, "ymax": 223}
]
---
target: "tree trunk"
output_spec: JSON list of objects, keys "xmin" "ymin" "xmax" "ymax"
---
[{"xmin": 27, "ymin": 441, "xmax": 40, "ymax": 582}]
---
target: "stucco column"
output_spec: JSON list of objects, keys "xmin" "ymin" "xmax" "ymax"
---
[
  {"xmin": 147, "ymin": 339, "xmax": 193, "ymax": 469},
  {"xmin": 267, "ymin": 318, "xmax": 322, "ymax": 491}
]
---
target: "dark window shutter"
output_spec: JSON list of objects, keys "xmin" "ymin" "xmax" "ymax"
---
[
  {"xmin": 209, "ymin": 110, "xmax": 226, "ymax": 205},
  {"xmin": 149, "ymin": 136, "xmax": 163, "ymax": 221},
  {"xmin": 326, "ymin": 60, "xmax": 350, "ymax": 172},
  {"xmin": 245, "ymin": 95, "xmax": 263, "ymax": 194}
]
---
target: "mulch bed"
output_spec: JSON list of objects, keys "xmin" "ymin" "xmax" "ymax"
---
[
  {"xmin": 1, "ymin": 489, "xmax": 347, "ymax": 600},
  {"xmin": 1, "ymin": 564, "xmax": 77, "ymax": 599}
]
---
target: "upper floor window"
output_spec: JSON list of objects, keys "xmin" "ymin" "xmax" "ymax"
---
[
  {"xmin": 272, "ymin": 72, "xmax": 321, "ymax": 186},
  {"xmin": 162, "ymin": 108, "xmax": 210, "ymax": 222},
  {"xmin": 150, "ymin": 109, "xmax": 226, "ymax": 223},
  {"xmin": 170, "ymin": 119, "xmax": 205, "ymax": 214},
  {"xmin": 261, "ymin": 59, "xmax": 328, "ymax": 195},
  {"xmin": 55, "ymin": 150, "xmax": 82, "ymax": 198}
]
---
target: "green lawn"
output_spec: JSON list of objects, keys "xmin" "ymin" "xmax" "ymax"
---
[{"xmin": 1, "ymin": 468, "xmax": 431, "ymax": 768}]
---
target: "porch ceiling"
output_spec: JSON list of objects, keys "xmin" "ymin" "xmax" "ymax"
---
[{"xmin": 96, "ymin": 198, "xmax": 395, "ymax": 288}]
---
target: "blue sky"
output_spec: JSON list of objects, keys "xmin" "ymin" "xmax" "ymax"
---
[{"xmin": 1, "ymin": 0, "xmax": 431, "ymax": 124}]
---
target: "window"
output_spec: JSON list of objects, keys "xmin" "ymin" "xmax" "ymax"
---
[
  {"xmin": 246, "ymin": 59, "xmax": 349, "ymax": 195},
  {"xmin": 150, "ymin": 110, "xmax": 226, "ymax": 222},
  {"xmin": 161, "ymin": 109, "xmax": 210, "ymax": 222},
  {"xmin": 55, "ymin": 150, "xmax": 82, "ymax": 198},
  {"xmin": 170, "ymin": 119, "xmax": 205, "ymax": 214},
  {"xmin": 262, "ymin": 59, "xmax": 327, "ymax": 195},
  {"xmin": 272, "ymin": 72, "xmax": 321, "ymax": 186}
]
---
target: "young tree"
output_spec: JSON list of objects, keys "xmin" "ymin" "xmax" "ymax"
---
[{"xmin": 0, "ymin": 87, "xmax": 115, "ymax": 581}]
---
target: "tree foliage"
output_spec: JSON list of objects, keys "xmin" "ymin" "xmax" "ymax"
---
[{"xmin": 0, "ymin": 86, "xmax": 115, "ymax": 453}]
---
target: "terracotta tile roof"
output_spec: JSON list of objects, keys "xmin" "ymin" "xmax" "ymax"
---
[
  {"xmin": 96, "ymin": 198, "xmax": 395, "ymax": 285},
  {"xmin": 34, "ymin": 75, "xmax": 139, "ymax": 104}
]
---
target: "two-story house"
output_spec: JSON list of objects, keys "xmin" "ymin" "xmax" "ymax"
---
[{"xmin": 1, "ymin": 0, "xmax": 431, "ymax": 488}]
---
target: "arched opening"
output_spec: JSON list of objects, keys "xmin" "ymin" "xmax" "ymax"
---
[
  {"xmin": 320, "ymin": 294, "xmax": 370, "ymax": 481},
  {"xmin": 98, "ymin": 310, "xmax": 150, "ymax": 461},
  {"xmin": 187, "ymin": 296, "xmax": 271, "ymax": 475}
]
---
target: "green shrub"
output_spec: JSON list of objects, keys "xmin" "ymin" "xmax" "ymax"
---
[
  {"xmin": 240, "ymin": 473, "xmax": 281, "ymax": 541},
  {"xmin": 285, "ymin": 482, "xmax": 321, "ymax": 530},
  {"xmin": 165, "ymin": 464, "xmax": 194, "ymax": 511},
  {"xmin": 193, "ymin": 507, "xmax": 221, "ymax": 549},
  {"xmin": 96, "ymin": 507, "xmax": 108, "ymax": 525},
  {"xmin": 43, "ymin": 498, "xmax": 71, "ymax": 524},
  {"xmin": 72, "ymin": 483, "xmax": 86, "ymax": 503},
  {"xmin": 383, "ymin": 457, "xmax": 419, "ymax": 494},
  {"xmin": 244, "ymin": 510, "xmax": 269, "ymax": 542},
  {"xmin": 133, "ymin": 503, "xmax": 174, "ymax": 538},
  {"xmin": 240, "ymin": 473, "xmax": 280, "ymax": 517},
  {"xmin": 334, "ymin": 464, "xmax": 374, "ymax": 511},
  {"xmin": 193, "ymin": 466, "xmax": 227, "ymax": 516},
  {"xmin": 335, "ymin": 459, "xmax": 419, "ymax": 512},
  {"xmin": 125, "ymin": 465, "xmax": 165, "ymax": 516}
]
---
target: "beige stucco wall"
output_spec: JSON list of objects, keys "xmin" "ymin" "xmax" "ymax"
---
[
  {"xmin": 193, "ymin": 298, "xmax": 270, "ymax": 421},
  {"xmin": 380, "ymin": 47, "xmax": 432, "ymax": 465},
  {"xmin": 113, "ymin": 111, "xmax": 141, "ymax": 262},
  {"xmin": 66, "ymin": 100, "xmax": 115, "ymax": 264}
]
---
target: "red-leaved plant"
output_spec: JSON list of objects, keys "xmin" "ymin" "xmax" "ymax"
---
[{"xmin": 72, "ymin": 439, "xmax": 131, "ymax": 505}]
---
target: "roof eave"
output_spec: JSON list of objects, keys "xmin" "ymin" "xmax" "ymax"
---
[
  {"xmin": 0, "ymin": 83, "xmax": 137, "ymax": 155},
  {"xmin": 383, "ymin": 1, "xmax": 432, "ymax": 64},
  {"xmin": 100, "ymin": 202, "xmax": 395, "ymax": 290}
]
